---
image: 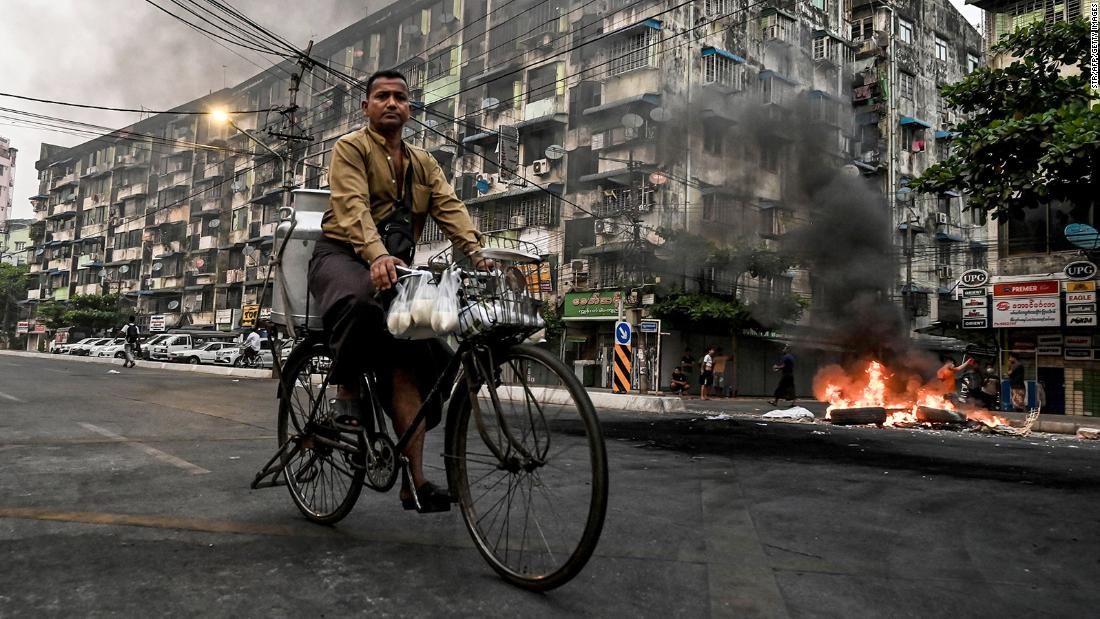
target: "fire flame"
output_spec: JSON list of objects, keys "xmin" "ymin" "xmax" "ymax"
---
[{"xmin": 818, "ymin": 360, "xmax": 1010, "ymax": 429}]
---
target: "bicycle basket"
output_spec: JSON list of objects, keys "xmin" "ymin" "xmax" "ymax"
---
[{"xmin": 431, "ymin": 236, "xmax": 547, "ymax": 339}]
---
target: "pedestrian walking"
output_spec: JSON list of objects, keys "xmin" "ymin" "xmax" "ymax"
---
[
  {"xmin": 1008, "ymin": 354, "xmax": 1027, "ymax": 411},
  {"xmin": 699, "ymin": 347, "xmax": 716, "ymax": 400},
  {"xmin": 768, "ymin": 345, "xmax": 796, "ymax": 407},
  {"xmin": 122, "ymin": 316, "xmax": 140, "ymax": 368}
]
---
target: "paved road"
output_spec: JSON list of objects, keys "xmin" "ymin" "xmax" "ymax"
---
[{"xmin": 2, "ymin": 354, "xmax": 1099, "ymax": 617}]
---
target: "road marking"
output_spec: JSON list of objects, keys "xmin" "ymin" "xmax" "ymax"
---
[
  {"xmin": 0, "ymin": 506, "xmax": 320, "ymax": 538},
  {"xmin": 78, "ymin": 422, "xmax": 211, "ymax": 475},
  {"xmin": 0, "ymin": 390, "xmax": 25, "ymax": 402}
]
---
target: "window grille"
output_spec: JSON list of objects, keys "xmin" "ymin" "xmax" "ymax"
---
[
  {"xmin": 608, "ymin": 29, "xmax": 657, "ymax": 76},
  {"xmin": 703, "ymin": 53, "xmax": 739, "ymax": 87}
]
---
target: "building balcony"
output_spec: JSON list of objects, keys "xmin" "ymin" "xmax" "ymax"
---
[
  {"xmin": 74, "ymin": 282, "xmax": 102, "ymax": 295},
  {"xmin": 114, "ymin": 183, "xmax": 147, "ymax": 201},
  {"xmin": 26, "ymin": 289, "xmax": 41, "ymax": 301},
  {"xmin": 51, "ymin": 287, "xmax": 70, "ymax": 301},
  {"xmin": 113, "ymin": 154, "xmax": 151, "ymax": 170},
  {"xmin": 190, "ymin": 198, "xmax": 222, "ymax": 218},
  {"xmin": 77, "ymin": 253, "xmax": 104, "ymax": 269},
  {"xmin": 51, "ymin": 173, "xmax": 78, "ymax": 191}
]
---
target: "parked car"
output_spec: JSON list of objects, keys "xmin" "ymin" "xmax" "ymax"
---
[
  {"xmin": 169, "ymin": 342, "xmax": 234, "ymax": 365},
  {"xmin": 97, "ymin": 341, "xmax": 131, "ymax": 359},
  {"xmin": 55, "ymin": 338, "xmax": 96, "ymax": 354},
  {"xmin": 139, "ymin": 334, "xmax": 172, "ymax": 360},
  {"xmin": 215, "ymin": 339, "xmax": 293, "ymax": 368},
  {"xmin": 87, "ymin": 338, "xmax": 126, "ymax": 358},
  {"xmin": 149, "ymin": 334, "xmax": 195, "ymax": 361},
  {"xmin": 71, "ymin": 338, "xmax": 112, "ymax": 356}
]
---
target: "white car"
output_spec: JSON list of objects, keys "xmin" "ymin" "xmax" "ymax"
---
[
  {"xmin": 215, "ymin": 340, "xmax": 292, "ymax": 368},
  {"xmin": 56, "ymin": 338, "xmax": 96, "ymax": 354},
  {"xmin": 169, "ymin": 342, "xmax": 234, "ymax": 365},
  {"xmin": 140, "ymin": 334, "xmax": 172, "ymax": 359},
  {"xmin": 72, "ymin": 338, "xmax": 112, "ymax": 356},
  {"xmin": 97, "ymin": 341, "xmax": 132, "ymax": 359},
  {"xmin": 88, "ymin": 338, "xmax": 126, "ymax": 358}
]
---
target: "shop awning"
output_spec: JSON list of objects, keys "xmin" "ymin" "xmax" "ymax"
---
[
  {"xmin": 578, "ymin": 240, "xmax": 655, "ymax": 256},
  {"xmin": 582, "ymin": 93, "xmax": 660, "ymax": 117},
  {"xmin": 461, "ymin": 131, "xmax": 498, "ymax": 145},
  {"xmin": 900, "ymin": 116, "xmax": 932, "ymax": 128},
  {"xmin": 935, "ymin": 231, "xmax": 964, "ymax": 242},
  {"xmin": 934, "ymin": 130, "xmax": 956, "ymax": 139},
  {"xmin": 701, "ymin": 46, "xmax": 745, "ymax": 63}
]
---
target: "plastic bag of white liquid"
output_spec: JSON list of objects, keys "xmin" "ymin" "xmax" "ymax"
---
[
  {"xmin": 408, "ymin": 271, "xmax": 438, "ymax": 328},
  {"xmin": 385, "ymin": 276, "xmax": 413, "ymax": 336},
  {"xmin": 431, "ymin": 268, "xmax": 460, "ymax": 334}
]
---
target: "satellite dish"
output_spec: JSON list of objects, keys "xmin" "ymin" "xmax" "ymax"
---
[
  {"xmin": 119, "ymin": 265, "xmax": 130, "ymax": 274},
  {"xmin": 648, "ymin": 171, "xmax": 669, "ymax": 185},
  {"xmin": 402, "ymin": 126, "xmax": 416, "ymax": 139},
  {"xmin": 545, "ymin": 145, "xmax": 566, "ymax": 160},
  {"xmin": 168, "ymin": 300, "xmax": 180, "ymax": 310},
  {"xmin": 194, "ymin": 258, "xmax": 205, "ymax": 269},
  {"xmin": 35, "ymin": 248, "xmax": 44, "ymax": 256},
  {"xmin": 842, "ymin": 164, "xmax": 861, "ymax": 177},
  {"xmin": 481, "ymin": 97, "xmax": 500, "ymax": 111},
  {"xmin": 1065, "ymin": 223, "xmax": 1100, "ymax": 250},
  {"xmin": 209, "ymin": 218, "xmax": 221, "ymax": 229},
  {"xmin": 425, "ymin": 119, "xmax": 439, "ymax": 128},
  {"xmin": 152, "ymin": 262, "xmax": 163, "ymax": 272},
  {"xmin": 649, "ymin": 107, "xmax": 671, "ymax": 122},
  {"xmin": 243, "ymin": 244, "xmax": 256, "ymax": 257},
  {"xmin": 621, "ymin": 113, "xmax": 644, "ymax": 129},
  {"xmin": 476, "ymin": 178, "xmax": 491, "ymax": 193}
]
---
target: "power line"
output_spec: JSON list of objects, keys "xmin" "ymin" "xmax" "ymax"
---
[{"xmin": 0, "ymin": 92, "xmax": 274, "ymax": 116}]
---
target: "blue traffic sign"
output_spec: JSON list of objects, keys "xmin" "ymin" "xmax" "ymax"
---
[
  {"xmin": 639, "ymin": 319, "xmax": 660, "ymax": 333},
  {"xmin": 614, "ymin": 321, "xmax": 632, "ymax": 346}
]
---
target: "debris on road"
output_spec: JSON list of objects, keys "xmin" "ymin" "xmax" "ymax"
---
[
  {"xmin": 107, "ymin": 370, "xmax": 121, "ymax": 374},
  {"xmin": 1076, "ymin": 427, "xmax": 1100, "ymax": 440},
  {"xmin": 762, "ymin": 407, "xmax": 816, "ymax": 421}
]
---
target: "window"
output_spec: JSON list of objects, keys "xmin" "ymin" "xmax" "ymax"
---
[
  {"xmin": 897, "ymin": 18, "xmax": 913, "ymax": 44},
  {"xmin": 934, "ymin": 36, "xmax": 948, "ymax": 61},
  {"xmin": 761, "ymin": 13, "xmax": 793, "ymax": 42},
  {"xmin": 761, "ymin": 142, "xmax": 779, "ymax": 172},
  {"xmin": 967, "ymin": 53, "xmax": 980, "ymax": 73},
  {"xmin": 427, "ymin": 47, "xmax": 455, "ymax": 80},
  {"xmin": 851, "ymin": 16, "xmax": 874, "ymax": 41},
  {"xmin": 812, "ymin": 37, "xmax": 827, "ymax": 60},
  {"xmin": 232, "ymin": 208, "xmax": 248, "ymax": 230},
  {"xmin": 704, "ymin": 0, "xmax": 734, "ymax": 17},
  {"xmin": 14, "ymin": 242, "xmax": 25, "ymax": 251},
  {"xmin": 702, "ymin": 194, "xmax": 743, "ymax": 224},
  {"xmin": 810, "ymin": 0, "xmax": 827, "ymax": 11},
  {"xmin": 608, "ymin": 28, "xmax": 657, "ymax": 76},
  {"xmin": 703, "ymin": 52, "xmax": 740, "ymax": 87},
  {"xmin": 899, "ymin": 72, "xmax": 915, "ymax": 99},
  {"xmin": 703, "ymin": 130, "xmax": 723, "ymax": 155},
  {"xmin": 527, "ymin": 63, "xmax": 560, "ymax": 102},
  {"xmin": 521, "ymin": 127, "xmax": 561, "ymax": 165}
]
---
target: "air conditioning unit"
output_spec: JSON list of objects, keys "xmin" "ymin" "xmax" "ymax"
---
[
  {"xmin": 935, "ymin": 212, "xmax": 949, "ymax": 225},
  {"xmin": 570, "ymin": 259, "xmax": 589, "ymax": 275},
  {"xmin": 595, "ymin": 220, "xmax": 620, "ymax": 235},
  {"xmin": 532, "ymin": 159, "xmax": 551, "ymax": 176},
  {"xmin": 509, "ymin": 215, "xmax": 526, "ymax": 228},
  {"xmin": 937, "ymin": 265, "xmax": 953, "ymax": 279}
]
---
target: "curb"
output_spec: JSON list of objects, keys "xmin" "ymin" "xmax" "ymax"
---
[{"xmin": 0, "ymin": 349, "xmax": 272, "ymax": 379}]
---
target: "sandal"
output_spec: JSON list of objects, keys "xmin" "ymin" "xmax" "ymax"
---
[{"xmin": 401, "ymin": 481, "xmax": 453, "ymax": 513}]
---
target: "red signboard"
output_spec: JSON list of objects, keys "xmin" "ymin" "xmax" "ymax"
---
[{"xmin": 992, "ymin": 280, "xmax": 1060, "ymax": 297}]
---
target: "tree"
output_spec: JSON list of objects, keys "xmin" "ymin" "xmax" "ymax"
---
[
  {"xmin": 0, "ymin": 263, "xmax": 29, "ymax": 346},
  {"xmin": 36, "ymin": 293, "xmax": 124, "ymax": 334},
  {"xmin": 910, "ymin": 19, "xmax": 1098, "ymax": 219}
]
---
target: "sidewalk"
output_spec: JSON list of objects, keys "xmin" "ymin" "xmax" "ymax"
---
[{"xmin": 0, "ymin": 349, "xmax": 272, "ymax": 379}]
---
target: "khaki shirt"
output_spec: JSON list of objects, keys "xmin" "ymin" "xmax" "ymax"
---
[{"xmin": 321, "ymin": 124, "xmax": 480, "ymax": 263}]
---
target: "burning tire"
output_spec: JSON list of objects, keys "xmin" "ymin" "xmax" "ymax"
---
[
  {"xmin": 829, "ymin": 407, "xmax": 887, "ymax": 426},
  {"xmin": 915, "ymin": 406, "xmax": 967, "ymax": 425}
]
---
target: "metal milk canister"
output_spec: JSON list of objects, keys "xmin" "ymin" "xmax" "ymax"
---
[{"xmin": 271, "ymin": 189, "xmax": 329, "ymax": 332}]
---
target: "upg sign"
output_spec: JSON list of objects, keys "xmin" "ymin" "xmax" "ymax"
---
[
  {"xmin": 1064, "ymin": 261, "xmax": 1097, "ymax": 281},
  {"xmin": 959, "ymin": 269, "xmax": 989, "ymax": 288}
]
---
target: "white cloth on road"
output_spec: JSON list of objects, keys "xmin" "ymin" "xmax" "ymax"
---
[{"xmin": 762, "ymin": 407, "xmax": 816, "ymax": 421}]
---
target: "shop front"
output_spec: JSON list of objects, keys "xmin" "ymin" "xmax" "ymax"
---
[
  {"xmin": 561, "ymin": 290, "xmax": 624, "ymax": 389},
  {"xmin": 959, "ymin": 266, "xmax": 1099, "ymax": 416}
]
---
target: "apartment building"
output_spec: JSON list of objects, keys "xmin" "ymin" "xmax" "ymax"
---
[
  {"xmin": 27, "ymin": 0, "xmax": 985, "ymax": 393},
  {"xmin": 0, "ymin": 137, "xmax": 16, "ymax": 234}
]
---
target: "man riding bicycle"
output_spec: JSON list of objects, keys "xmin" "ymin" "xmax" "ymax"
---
[
  {"xmin": 241, "ymin": 327, "xmax": 262, "ymax": 366},
  {"xmin": 308, "ymin": 69, "xmax": 481, "ymax": 513}
]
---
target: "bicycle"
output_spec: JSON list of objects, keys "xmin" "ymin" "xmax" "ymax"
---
[
  {"xmin": 236, "ymin": 349, "xmax": 262, "ymax": 368},
  {"xmin": 253, "ymin": 237, "xmax": 609, "ymax": 591}
]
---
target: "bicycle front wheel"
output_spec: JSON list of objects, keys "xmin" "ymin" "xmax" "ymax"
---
[
  {"xmin": 449, "ymin": 343, "xmax": 608, "ymax": 591},
  {"xmin": 277, "ymin": 340, "xmax": 365, "ymax": 525}
]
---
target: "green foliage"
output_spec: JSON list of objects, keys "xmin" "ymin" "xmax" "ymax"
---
[
  {"xmin": 541, "ymin": 299, "xmax": 565, "ymax": 338},
  {"xmin": 910, "ymin": 19, "xmax": 1098, "ymax": 218},
  {"xmin": 651, "ymin": 292, "xmax": 755, "ymax": 333},
  {"xmin": 0, "ymin": 263, "xmax": 30, "ymax": 343},
  {"xmin": 36, "ymin": 294, "xmax": 124, "ymax": 333}
]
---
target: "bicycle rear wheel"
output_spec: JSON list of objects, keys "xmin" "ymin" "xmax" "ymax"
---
[
  {"xmin": 277, "ymin": 341, "xmax": 365, "ymax": 525},
  {"xmin": 448, "ymin": 343, "xmax": 608, "ymax": 591}
]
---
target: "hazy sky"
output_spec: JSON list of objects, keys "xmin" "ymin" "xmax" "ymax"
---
[{"xmin": 1, "ymin": 1, "xmax": 983, "ymax": 220}]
